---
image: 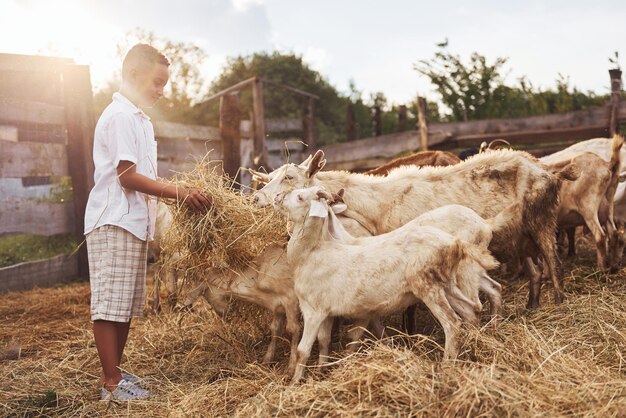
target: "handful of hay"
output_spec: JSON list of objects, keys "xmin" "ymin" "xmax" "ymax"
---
[{"xmin": 160, "ymin": 160, "xmax": 289, "ymax": 277}]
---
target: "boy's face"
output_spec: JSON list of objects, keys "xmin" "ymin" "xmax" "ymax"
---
[{"xmin": 128, "ymin": 62, "xmax": 169, "ymax": 108}]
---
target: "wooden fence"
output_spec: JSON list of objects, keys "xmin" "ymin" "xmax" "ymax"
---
[
  {"xmin": 0, "ymin": 53, "xmax": 94, "ymax": 293},
  {"xmin": 1, "ymin": 53, "xmax": 623, "ymax": 293},
  {"xmin": 0, "ymin": 54, "xmax": 306, "ymax": 293}
]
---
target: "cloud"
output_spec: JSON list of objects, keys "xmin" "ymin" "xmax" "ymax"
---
[
  {"xmin": 302, "ymin": 46, "xmax": 331, "ymax": 73},
  {"xmin": 231, "ymin": 0, "xmax": 265, "ymax": 12}
]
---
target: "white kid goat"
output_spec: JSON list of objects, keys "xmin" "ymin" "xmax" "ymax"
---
[{"xmin": 276, "ymin": 186, "xmax": 498, "ymax": 383}]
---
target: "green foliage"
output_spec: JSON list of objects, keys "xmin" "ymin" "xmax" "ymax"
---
[
  {"xmin": 196, "ymin": 52, "xmax": 350, "ymax": 145},
  {"xmin": 0, "ymin": 234, "xmax": 77, "ymax": 268},
  {"xmin": 39, "ymin": 177, "xmax": 73, "ymax": 204},
  {"xmin": 416, "ymin": 41, "xmax": 608, "ymax": 122}
]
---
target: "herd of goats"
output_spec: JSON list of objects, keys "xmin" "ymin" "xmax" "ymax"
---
[{"xmin": 152, "ymin": 135, "xmax": 625, "ymax": 384}]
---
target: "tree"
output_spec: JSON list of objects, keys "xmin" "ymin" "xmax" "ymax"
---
[
  {"xmin": 415, "ymin": 41, "xmax": 608, "ymax": 122},
  {"xmin": 93, "ymin": 28, "xmax": 208, "ymax": 122},
  {"xmin": 195, "ymin": 52, "xmax": 350, "ymax": 145},
  {"xmin": 415, "ymin": 40, "xmax": 508, "ymax": 121}
]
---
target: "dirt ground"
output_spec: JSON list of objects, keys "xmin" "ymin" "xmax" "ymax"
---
[{"xmin": 1, "ymin": 240, "xmax": 625, "ymax": 417}]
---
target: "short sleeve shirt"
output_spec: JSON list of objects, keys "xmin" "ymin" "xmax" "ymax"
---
[{"xmin": 84, "ymin": 92, "xmax": 158, "ymax": 241}]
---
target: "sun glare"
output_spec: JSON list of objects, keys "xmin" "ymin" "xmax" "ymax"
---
[{"xmin": 0, "ymin": 0, "xmax": 124, "ymax": 90}]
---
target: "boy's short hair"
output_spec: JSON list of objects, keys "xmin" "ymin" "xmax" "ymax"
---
[{"xmin": 122, "ymin": 44, "xmax": 170, "ymax": 78}]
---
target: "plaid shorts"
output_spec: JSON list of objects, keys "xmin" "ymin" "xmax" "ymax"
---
[{"xmin": 86, "ymin": 225, "xmax": 148, "ymax": 322}]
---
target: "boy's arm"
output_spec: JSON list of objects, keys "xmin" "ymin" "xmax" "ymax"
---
[{"xmin": 117, "ymin": 160, "xmax": 211, "ymax": 211}]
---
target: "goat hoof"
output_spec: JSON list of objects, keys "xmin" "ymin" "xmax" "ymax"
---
[{"xmin": 526, "ymin": 300, "xmax": 540, "ymax": 309}]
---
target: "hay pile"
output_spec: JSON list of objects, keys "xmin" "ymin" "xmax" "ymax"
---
[
  {"xmin": 1, "ymin": 243, "xmax": 626, "ymax": 417},
  {"xmin": 160, "ymin": 160, "xmax": 288, "ymax": 277}
]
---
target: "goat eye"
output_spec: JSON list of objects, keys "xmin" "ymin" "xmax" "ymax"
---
[{"xmin": 284, "ymin": 175, "xmax": 294, "ymax": 181}]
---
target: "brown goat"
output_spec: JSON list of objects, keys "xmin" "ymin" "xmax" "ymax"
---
[{"xmin": 365, "ymin": 150, "xmax": 460, "ymax": 176}]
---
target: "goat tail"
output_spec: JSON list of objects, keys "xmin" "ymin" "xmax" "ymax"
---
[
  {"xmin": 486, "ymin": 203, "xmax": 520, "ymax": 238},
  {"xmin": 609, "ymin": 134, "xmax": 624, "ymax": 185},
  {"xmin": 555, "ymin": 163, "xmax": 580, "ymax": 182},
  {"xmin": 459, "ymin": 241, "xmax": 500, "ymax": 272}
]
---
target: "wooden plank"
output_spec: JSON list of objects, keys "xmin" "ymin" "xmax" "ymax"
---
[
  {"xmin": 323, "ymin": 130, "xmax": 422, "ymax": 165},
  {"xmin": 220, "ymin": 93, "xmax": 242, "ymax": 182},
  {"xmin": 608, "ymin": 69, "xmax": 622, "ymax": 136},
  {"xmin": 157, "ymin": 159, "xmax": 222, "ymax": 179},
  {"xmin": 265, "ymin": 118, "xmax": 303, "ymax": 133},
  {"xmin": 268, "ymin": 152, "xmax": 306, "ymax": 170},
  {"xmin": 0, "ymin": 121, "xmax": 68, "ymax": 144},
  {"xmin": 0, "ymin": 53, "xmax": 73, "ymax": 72},
  {"xmin": 251, "ymin": 77, "xmax": 269, "ymax": 168},
  {"xmin": 442, "ymin": 126, "xmax": 609, "ymax": 149},
  {"xmin": 398, "ymin": 105, "xmax": 407, "ymax": 132},
  {"xmin": 16, "ymin": 124, "xmax": 67, "ymax": 144},
  {"xmin": 0, "ymin": 97, "xmax": 65, "ymax": 125},
  {"xmin": 156, "ymin": 137, "xmax": 222, "ymax": 165},
  {"xmin": 0, "ymin": 254, "xmax": 78, "ymax": 294},
  {"xmin": 0, "ymin": 141, "xmax": 69, "ymax": 177},
  {"xmin": 427, "ymin": 105, "xmax": 614, "ymax": 145},
  {"xmin": 346, "ymin": 104, "xmax": 357, "ymax": 141},
  {"xmin": 322, "ymin": 103, "xmax": 626, "ymax": 168},
  {"xmin": 417, "ymin": 97, "xmax": 428, "ymax": 151},
  {"xmin": 266, "ymin": 138, "xmax": 306, "ymax": 153},
  {"xmin": 0, "ymin": 199, "xmax": 74, "ymax": 235},
  {"xmin": 0, "ymin": 125, "xmax": 18, "ymax": 142},
  {"xmin": 63, "ymin": 64, "xmax": 95, "ymax": 279},
  {"xmin": 154, "ymin": 120, "xmax": 221, "ymax": 141},
  {"xmin": 0, "ymin": 70, "xmax": 65, "ymax": 105},
  {"xmin": 304, "ymin": 98, "xmax": 315, "ymax": 148}
]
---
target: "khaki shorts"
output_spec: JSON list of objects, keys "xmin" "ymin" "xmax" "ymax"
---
[{"xmin": 87, "ymin": 225, "xmax": 147, "ymax": 322}]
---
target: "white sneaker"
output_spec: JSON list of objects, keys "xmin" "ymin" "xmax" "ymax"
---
[
  {"xmin": 121, "ymin": 371, "xmax": 140, "ymax": 383},
  {"xmin": 100, "ymin": 379, "xmax": 150, "ymax": 401}
]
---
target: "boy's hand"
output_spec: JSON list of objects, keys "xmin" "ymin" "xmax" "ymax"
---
[{"xmin": 180, "ymin": 187, "xmax": 213, "ymax": 212}]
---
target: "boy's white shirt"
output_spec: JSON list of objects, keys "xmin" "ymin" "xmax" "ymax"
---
[{"xmin": 84, "ymin": 92, "xmax": 158, "ymax": 241}]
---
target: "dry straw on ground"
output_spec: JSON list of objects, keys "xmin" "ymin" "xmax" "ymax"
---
[
  {"xmin": 1, "ymin": 243, "xmax": 625, "ymax": 417},
  {"xmin": 159, "ymin": 159, "xmax": 289, "ymax": 279}
]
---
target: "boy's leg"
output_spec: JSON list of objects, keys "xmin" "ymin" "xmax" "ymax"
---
[
  {"xmin": 94, "ymin": 320, "xmax": 123, "ymax": 389},
  {"xmin": 116, "ymin": 319, "xmax": 131, "ymax": 366},
  {"xmin": 88, "ymin": 225, "xmax": 147, "ymax": 393}
]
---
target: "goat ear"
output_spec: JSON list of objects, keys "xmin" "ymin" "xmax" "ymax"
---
[
  {"xmin": 306, "ymin": 150, "xmax": 326, "ymax": 178},
  {"xmin": 479, "ymin": 141, "xmax": 488, "ymax": 153},
  {"xmin": 298, "ymin": 154, "xmax": 314, "ymax": 168},
  {"xmin": 315, "ymin": 188, "xmax": 333, "ymax": 201},
  {"xmin": 331, "ymin": 203, "xmax": 347, "ymax": 214},
  {"xmin": 248, "ymin": 168, "xmax": 270, "ymax": 183},
  {"xmin": 330, "ymin": 190, "xmax": 344, "ymax": 204}
]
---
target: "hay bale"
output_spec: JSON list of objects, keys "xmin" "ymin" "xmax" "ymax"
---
[{"xmin": 160, "ymin": 160, "xmax": 288, "ymax": 278}]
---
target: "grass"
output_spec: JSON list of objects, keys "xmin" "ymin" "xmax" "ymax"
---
[{"xmin": 0, "ymin": 233, "xmax": 78, "ymax": 268}]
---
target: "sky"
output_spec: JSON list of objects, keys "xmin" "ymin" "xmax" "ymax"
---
[{"xmin": 1, "ymin": 0, "xmax": 625, "ymax": 106}]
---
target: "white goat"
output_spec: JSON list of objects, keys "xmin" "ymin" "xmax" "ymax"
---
[
  {"xmin": 253, "ymin": 149, "xmax": 565, "ymax": 309},
  {"xmin": 276, "ymin": 186, "xmax": 498, "ymax": 383},
  {"xmin": 541, "ymin": 135, "xmax": 623, "ymax": 270}
]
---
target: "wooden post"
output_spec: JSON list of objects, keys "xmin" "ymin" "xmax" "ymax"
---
[
  {"xmin": 346, "ymin": 103, "xmax": 356, "ymax": 141},
  {"xmin": 398, "ymin": 105, "xmax": 407, "ymax": 132},
  {"xmin": 251, "ymin": 77, "xmax": 269, "ymax": 169},
  {"xmin": 219, "ymin": 92, "xmax": 242, "ymax": 185},
  {"xmin": 609, "ymin": 69, "xmax": 622, "ymax": 136},
  {"xmin": 417, "ymin": 97, "xmax": 429, "ymax": 150},
  {"xmin": 303, "ymin": 97, "xmax": 316, "ymax": 149},
  {"xmin": 62, "ymin": 64, "xmax": 95, "ymax": 279},
  {"xmin": 374, "ymin": 105, "xmax": 382, "ymax": 137}
]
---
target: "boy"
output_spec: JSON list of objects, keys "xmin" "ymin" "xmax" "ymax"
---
[{"xmin": 84, "ymin": 44, "xmax": 211, "ymax": 401}]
